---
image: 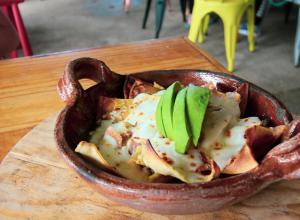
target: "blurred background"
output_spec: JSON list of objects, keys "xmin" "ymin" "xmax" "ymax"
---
[{"xmin": 1, "ymin": 0, "xmax": 300, "ymax": 113}]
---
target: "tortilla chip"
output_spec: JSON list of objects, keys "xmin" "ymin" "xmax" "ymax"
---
[
  {"xmin": 131, "ymin": 139, "xmax": 218, "ymax": 183},
  {"xmin": 75, "ymin": 141, "xmax": 152, "ymax": 182},
  {"xmin": 223, "ymin": 144, "xmax": 258, "ymax": 174},
  {"xmin": 98, "ymin": 96, "xmax": 133, "ymax": 121},
  {"xmin": 127, "ymin": 78, "xmax": 163, "ymax": 98},
  {"xmin": 223, "ymin": 125, "xmax": 285, "ymax": 174}
]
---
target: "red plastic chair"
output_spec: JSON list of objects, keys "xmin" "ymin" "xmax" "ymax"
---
[{"xmin": 1, "ymin": 0, "xmax": 32, "ymax": 57}]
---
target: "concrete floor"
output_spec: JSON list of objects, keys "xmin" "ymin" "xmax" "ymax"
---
[{"xmin": 20, "ymin": 0, "xmax": 300, "ymax": 114}]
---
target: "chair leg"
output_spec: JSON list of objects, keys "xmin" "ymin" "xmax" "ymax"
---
[
  {"xmin": 11, "ymin": 3, "xmax": 32, "ymax": 56},
  {"xmin": 155, "ymin": 0, "xmax": 166, "ymax": 38},
  {"xmin": 284, "ymin": 2, "xmax": 292, "ymax": 24},
  {"xmin": 188, "ymin": 0, "xmax": 201, "ymax": 42},
  {"xmin": 2, "ymin": 6, "xmax": 20, "ymax": 57},
  {"xmin": 2, "ymin": 6, "xmax": 16, "ymax": 28},
  {"xmin": 123, "ymin": 0, "xmax": 131, "ymax": 13},
  {"xmin": 10, "ymin": 50, "xmax": 18, "ymax": 58},
  {"xmin": 166, "ymin": 0, "xmax": 172, "ymax": 11},
  {"xmin": 247, "ymin": 5, "xmax": 255, "ymax": 52},
  {"xmin": 197, "ymin": 15, "xmax": 210, "ymax": 43},
  {"xmin": 180, "ymin": 0, "xmax": 187, "ymax": 22},
  {"xmin": 294, "ymin": 7, "xmax": 300, "ymax": 67},
  {"xmin": 142, "ymin": 0, "xmax": 152, "ymax": 29},
  {"xmin": 203, "ymin": 15, "xmax": 210, "ymax": 35},
  {"xmin": 189, "ymin": 0, "xmax": 194, "ymax": 13},
  {"xmin": 224, "ymin": 23, "xmax": 238, "ymax": 72}
]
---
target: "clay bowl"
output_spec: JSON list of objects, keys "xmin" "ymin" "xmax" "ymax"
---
[{"xmin": 55, "ymin": 57, "xmax": 300, "ymax": 215}]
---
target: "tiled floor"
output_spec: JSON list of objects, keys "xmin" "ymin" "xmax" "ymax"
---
[{"xmin": 20, "ymin": 0, "xmax": 300, "ymax": 114}]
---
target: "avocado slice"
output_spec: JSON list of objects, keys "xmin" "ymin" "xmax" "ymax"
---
[
  {"xmin": 186, "ymin": 85, "xmax": 210, "ymax": 146},
  {"xmin": 161, "ymin": 82, "xmax": 181, "ymax": 139},
  {"xmin": 155, "ymin": 94, "xmax": 167, "ymax": 137},
  {"xmin": 173, "ymin": 88, "xmax": 191, "ymax": 154}
]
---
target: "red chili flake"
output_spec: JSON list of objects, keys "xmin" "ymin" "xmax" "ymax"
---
[
  {"xmin": 120, "ymin": 131, "xmax": 132, "ymax": 146},
  {"xmin": 214, "ymin": 143, "xmax": 222, "ymax": 150},
  {"xmin": 190, "ymin": 162, "xmax": 196, "ymax": 167},
  {"xmin": 195, "ymin": 164, "xmax": 211, "ymax": 175},
  {"xmin": 162, "ymin": 155, "xmax": 173, "ymax": 164},
  {"xmin": 229, "ymin": 157, "xmax": 236, "ymax": 164},
  {"xmin": 164, "ymin": 140, "xmax": 171, "ymax": 145},
  {"xmin": 225, "ymin": 129, "xmax": 231, "ymax": 137}
]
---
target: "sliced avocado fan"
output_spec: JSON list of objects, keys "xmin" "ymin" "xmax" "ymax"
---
[
  {"xmin": 155, "ymin": 93, "xmax": 167, "ymax": 137},
  {"xmin": 173, "ymin": 88, "xmax": 191, "ymax": 154},
  {"xmin": 155, "ymin": 83, "xmax": 210, "ymax": 154},
  {"xmin": 186, "ymin": 85, "xmax": 210, "ymax": 146},
  {"xmin": 161, "ymin": 82, "xmax": 181, "ymax": 139}
]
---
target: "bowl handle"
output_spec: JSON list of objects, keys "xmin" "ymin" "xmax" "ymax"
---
[
  {"xmin": 57, "ymin": 57, "xmax": 124, "ymax": 105},
  {"xmin": 259, "ymin": 117, "xmax": 300, "ymax": 180}
]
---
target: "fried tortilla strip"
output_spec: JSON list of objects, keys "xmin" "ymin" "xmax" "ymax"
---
[
  {"xmin": 223, "ymin": 125, "xmax": 285, "ymax": 174},
  {"xmin": 128, "ymin": 78, "xmax": 163, "ymax": 98},
  {"xmin": 99, "ymin": 96, "xmax": 133, "ymax": 121},
  {"xmin": 131, "ymin": 139, "xmax": 218, "ymax": 183},
  {"xmin": 75, "ymin": 141, "xmax": 152, "ymax": 182},
  {"xmin": 222, "ymin": 145, "xmax": 258, "ymax": 174},
  {"xmin": 75, "ymin": 141, "xmax": 113, "ymax": 171},
  {"xmin": 246, "ymin": 125, "xmax": 286, "ymax": 159}
]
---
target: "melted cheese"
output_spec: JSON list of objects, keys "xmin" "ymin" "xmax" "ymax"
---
[
  {"xmin": 207, "ymin": 117, "xmax": 261, "ymax": 169},
  {"xmin": 125, "ymin": 93, "xmax": 162, "ymax": 139},
  {"xmin": 77, "ymin": 89, "xmax": 262, "ymax": 183}
]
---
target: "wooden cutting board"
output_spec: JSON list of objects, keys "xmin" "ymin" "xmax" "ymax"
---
[{"xmin": 1, "ymin": 113, "xmax": 300, "ymax": 220}]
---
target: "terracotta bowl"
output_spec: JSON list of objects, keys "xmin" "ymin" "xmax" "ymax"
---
[{"xmin": 55, "ymin": 57, "xmax": 300, "ymax": 215}]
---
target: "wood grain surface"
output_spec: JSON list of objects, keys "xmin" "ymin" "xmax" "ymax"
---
[
  {"xmin": 0, "ymin": 114, "xmax": 300, "ymax": 219},
  {"xmin": 0, "ymin": 37, "xmax": 228, "ymax": 162}
]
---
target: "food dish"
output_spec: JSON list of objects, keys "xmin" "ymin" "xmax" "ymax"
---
[
  {"xmin": 75, "ymin": 80, "xmax": 285, "ymax": 184},
  {"xmin": 55, "ymin": 58, "xmax": 300, "ymax": 214}
]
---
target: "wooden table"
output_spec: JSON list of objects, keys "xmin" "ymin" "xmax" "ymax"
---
[{"xmin": 0, "ymin": 37, "xmax": 227, "ymax": 162}]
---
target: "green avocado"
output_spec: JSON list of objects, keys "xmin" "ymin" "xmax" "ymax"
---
[
  {"xmin": 155, "ymin": 93, "xmax": 167, "ymax": 137},
  {"xmin": 186, "ymin": 85, "xmax": 210, "ymax": 146},
  {"xmin": 161, "ymin": 82, "xmax": 181, "ymax": 139},
  {"xmin": 173, "ymin": 88, "xmax": 191, "ymax": 154}
]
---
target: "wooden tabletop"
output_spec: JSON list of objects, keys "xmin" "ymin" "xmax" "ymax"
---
[{"xmin": 0, "ymin": 37, "xmax": 227, "ymax": 162}]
